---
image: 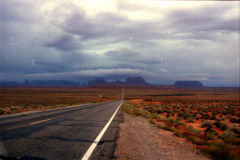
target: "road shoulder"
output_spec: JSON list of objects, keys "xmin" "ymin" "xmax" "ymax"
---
[
  {"xmin": 114, "ymin": 113, "xmax": 210, "ymax": 160},
  {"xmin": 90, "ymin": 108, "xmax": 124, "ymax": 160}
]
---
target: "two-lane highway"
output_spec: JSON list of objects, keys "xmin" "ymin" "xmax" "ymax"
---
[{"xmin": 0, "ymin": 101, "xmax": 122, "ymax": 160}]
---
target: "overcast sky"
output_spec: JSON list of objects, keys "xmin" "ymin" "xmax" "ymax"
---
[{"xmin": 0, "ymin": 0, "xmax": 239, "ymax": 86}]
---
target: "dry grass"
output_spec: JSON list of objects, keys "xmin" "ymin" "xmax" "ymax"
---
[
  {"xmin": 1, "ymin": 85, "xmax": 239, "ymax": 159},
  {"xmin": 0, "ymin": 86, "xmax": 122, "ymax": 115},
  {"xmin": 122, "ymin": 86, "xmax": 240, "ymax": 160}
]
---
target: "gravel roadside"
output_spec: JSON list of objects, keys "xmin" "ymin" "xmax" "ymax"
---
[{"xmin": 114, "ymin": 113, "xmax": 211, "ymax": 160}]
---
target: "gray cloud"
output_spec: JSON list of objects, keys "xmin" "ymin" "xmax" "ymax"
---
[
  {"xmin": 44, "ymin": 34, "xmax": 81, "ymax": 51},
  {"xmin": 0, "ymin": 1, "xmax": 239, "ymax": 86},
  {"xmin": 59, "ymin": 10, "xmax": 129, "ymax": 41},
  {"xmin": 168, "ymin": 5, "xmax": 239, "ymax": 33},
  {"xmin": 0, "ymin": 1, "xmax": 36, "ymax": 23},
  {"xmin": 105, "ymin": 48, "xmax": 165, "ymax": 66}
]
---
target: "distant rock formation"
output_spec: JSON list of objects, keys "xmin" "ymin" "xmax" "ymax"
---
[
  {"xmin": 87, "ymin": 78, "xmax": 108, "ymax": 86},
  {"xmin": 88, "ymin": 77, "xmax": 148, "ymax": 86},
  {"xmin": 174, "ymin": 81, "xmax": 203, "ymax": 88},
  {"xmin": 30, "ymin": 80, "xmax": 79, "ymax": 86},
  {"xmin": 125, "ymin": 77, "xmax": 148, "ymax": 85},
  {"xmin": 0, "ymin": 81, "xmax": 19, "ymax": 86},
  {"xmin": 0, "ymin": 80, "xmax": 80, "ymax": 86}
]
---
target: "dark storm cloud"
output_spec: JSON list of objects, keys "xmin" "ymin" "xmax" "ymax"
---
[
  {"xmin": 58, "ymin": 8, "xmax": 166, "ymax": 44},
  {"xmin": 0, "ymin": 1, "xmax": 36, "ymax": 23},
  {"xmin": 105, "ymin": 48, "xmax": 164, "ymax": 65},
  {"xmin": 59, "ymin": 10, "xmax": 128, "ymax": 40},
  {"xmin": 57, "ymin": 3, "xmax": 238, "ymax": 47},
  {"xmin": 33, "ymin": 60, "xmax": 70, "ymax": 72},
  {"xmin": 44, "ymin": 34, "xmax": 81, "ymax": 51},
  {"xmin": 61, "ymin": 10, "xmax": 101, "ymax": 40},
  {"xmin": 0, "ymin": 1, "xmax": 238, "ymax": 86},
  {"xmin": 168, "ymin": 5, "xmax": 238, "ymax": 33},
  {"xmin": 25, "ymin": 67, "xmax": 157, "ymax": 82}
]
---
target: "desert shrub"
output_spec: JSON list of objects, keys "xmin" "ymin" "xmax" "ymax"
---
[
  {"xmin": 174, "ymin": 129, "xmax": 184, "ymax": 138},
  {"xmin": 0, "ymin": 108, "xmax": 4, "ymax": 114},
  {"xmin": 150, "ymin": 113, "xmax": 159, "ymax": 119},
  {"xmin": 197, "ymin": 110, "xmax": 203, "ymax": 115},
  {"xmin": 203, "ymin": 108, "xmax": 209, "ymax": 113},
  {"xmin": 177, "ymin": 112, "xmax": 183, "ymax": 117},
  {"xmin": 188, "ymin": 136, "xmax": 206, "ymax": 145},
  {"xmin": 166, "ymin": 110, "xmax": 172, "ymax": 114},
  {"xmin": 210, "ymin": 115, "xmax": 217, "ymax": 120},
  {"xmin": 220, "ymin": 129, "xmax": 240, "ymax": 145},
  {"xmin": 207, "ymin": 132, "xmax": 216, "ymax": 140},
  {"xmin": 168, "ymin": 126, "xmax": 177, "ymax": 132},
  {"xmin": 122, "ymin": 102, "xmax": 135, "ymax": 115},
  {"xmin": 163, "ymin": 125, "xmax": 182, "ymax": 138},
  {"xmin": 200, "ymin": 113, "xmax": 210, "ymax": 120},
  {"xmin": 169, "ymin": 118, "xmax": 174, "ymax": 123},
  {"xmin": 148, "ymin": 118, "xmax": 156, "ymax": 125},
  {"xmin": 188, "ymin": 126, "xmax": 201, "ymax": 134},
  {"xmin": 183, "ymin": 113, "xmax": 192, "ymax": 119},
  {"xmin": 219, "ymin": 114, "xmax": 223, "ymax": 118},
  {"xmin": 186, "ymin": 117, "xmax": 195, "ymax": 123},
  {"xmin": 206, "ymin": 141, "xmax": 235, "ymax": 160},
  {"xmin": 222, "ymin": 110, "xmax": 228, "ymax": 115},
  {"xmin": 230, "ymin": 118, "xmax": 239, "ymax": 123},
  {"xmin": 192, "ymin": 112, "xmax": 197, "ymax": 117},
  {"xmin": 201, "ymin": 120, "xmax": 213, "ymax": 128},
  {"xmin": 145, "ymin": 106, "xmax": 153, "ymax": 112},
  {"xmin": 135, "ymin": 108, "xmax": 145, "ymax": 117},
  {"xmin": 206, "ymin": 129, "xmax": 218, "ymax": 140},
  {"xmin": 221, "ymin": 130, "xmax": 235, "ymax": 139},
  {"xmin": 224, "ymin": 135, "xmax": 240, "ymax": 145},
  {"xmin": 174, "ymin": 119, "xmax": 183, "ymax": 126},
  {"xmin": 180, "ymin": 108, "xmax": 185, "ymax": 112},
  {"xmin": 153, "ymin": 108, "xmax": 163, "ymax": 114},
  {"xmin": 162, "ymin": 124, "xmax": 171, "ymax": 131},
  {"xmin": 231, "ymin": 126, "xmax": 240, "ymax": 134},
  {"xmin": 226, "ymin": 116, "xmax": 231, "ymax": 120},
  {"xmin": 166, "ymin": 113, "xmax": 170, "ymax": 118},
  {"xmin": 213, "ymin": 111, "xmax": 220, "ymax": 115},
  {"xmin": 215, "ymin": 121, "xmax": 228, "ymax": 130},
  {"xmin": 176, "ymin": 117, "xmax": 181, "ymax": 121}
]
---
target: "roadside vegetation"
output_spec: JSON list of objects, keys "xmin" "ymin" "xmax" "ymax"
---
[
  {"xmin": 1, "ymin": 86, "xmax": 239, "ymax": 159},
  {"xmin": 121, "ymin": 88, "xmax": 240, "ymax": 160},
  {"xmin": 0, "ymin": 86, "xmax": 121, "ymax": 115}
]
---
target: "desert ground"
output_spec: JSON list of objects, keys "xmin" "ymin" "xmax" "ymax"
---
[
  {"xmin": 0, "ymin": 86, "xmax": 121, "ymax": 115},
  {"xmin": 121, "ymin": 86, "xmax": 239, "ymax": 160},
  {"xmin": 0, "ymin": 86, "xmax": 239, "ymax": 159}
]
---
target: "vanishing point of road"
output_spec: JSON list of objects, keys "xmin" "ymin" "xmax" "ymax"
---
[{"xmin": 0, "ymin": 101, "xmax": 122, "ymax": 160}]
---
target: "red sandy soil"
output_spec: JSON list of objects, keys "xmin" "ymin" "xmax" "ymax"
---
[
  {"xmin": 126, "ymin": 87, "xmax": 239, "ymax": 159},
  {"xmin": 0, "ymin": 86, "xmax": 122, "ymax": 115}
]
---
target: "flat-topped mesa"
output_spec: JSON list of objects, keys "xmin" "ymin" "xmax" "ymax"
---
[
  {"xmin": 174, "ymin": 80, "xmax": 203, "ymax": 88},
  {"xmin": 87, "ymin": 78, "xmax": 108, "ymax": 86},
  {"xmin": 125, "ymin": 77, "xmax": 148, "ymax": 85},
  {"xmin": 88, "ymin": 77, "xmax": 148, "ymax": 86}
]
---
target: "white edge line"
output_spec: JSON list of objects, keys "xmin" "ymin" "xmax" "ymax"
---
[{"xmin": 81, "ymin": 101, "xmax": 122, "ymax": 160}]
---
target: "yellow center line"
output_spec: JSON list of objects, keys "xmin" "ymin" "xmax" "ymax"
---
[
  {"xmin": 82, "ymin": 109, "xmax": 86, "ymax": 111},
  {"xmin": 30, "ymin": 118, "xmax": 54, "ymax": 125}
]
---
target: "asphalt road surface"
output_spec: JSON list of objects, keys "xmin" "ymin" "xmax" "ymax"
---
[{"xmin": 0, "ymin": 101, "xmax": 122, "ymax": 160}]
